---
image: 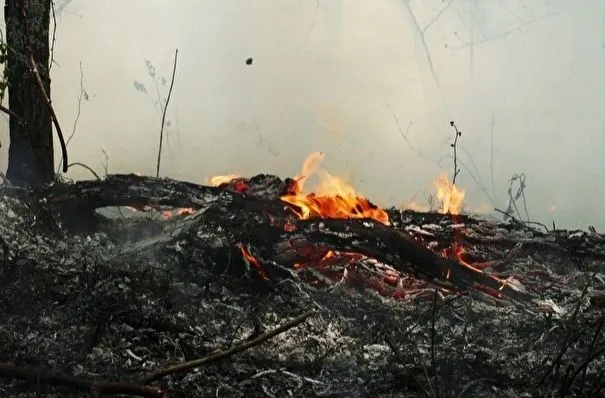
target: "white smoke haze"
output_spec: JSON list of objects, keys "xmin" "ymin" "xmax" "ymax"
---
[{"xmin": 0, "ymin": 0, "xmax": 603, "ymax": 230}]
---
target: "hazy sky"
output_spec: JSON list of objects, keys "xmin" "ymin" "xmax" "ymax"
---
[{"xmin": 1, "ymin": 0, "xmax": 604, "ymax": 230}]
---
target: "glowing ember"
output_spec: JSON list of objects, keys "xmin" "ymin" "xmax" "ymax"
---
[
  {"xmin": 161, "ymin": 207, "xmax": 195, "ymax": 220},
  {"xmin": 203, "ymin": 153, "xmax": 516, "ymax": 301},
  {"xmin": 236, "ymin": 243, "xmax": 269, "ymax": 281},
  {"xmin": 433, "ymin": 173, "xmax": 465, "ymax": 215},
  {"xmin": 280, "ymin": 152, "xmax": 390, "ymax": 225}
]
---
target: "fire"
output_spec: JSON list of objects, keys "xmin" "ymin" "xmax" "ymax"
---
[
  {"xmin": 433, "ymin": 173, "xmax": 465, "ymax": 215},
  {"xmin": 201, "ymin": 155, "xmax": 516, "ymax": 302},
  {"xmin": 279, "ymin": 152, "xmax": 390, "ymax": 225},
  {"xmin": 207, "ymin": 174, "xmax": 240, "ymax": 186},
  {"xmin": 236, "ymin": 243, "xmax": 269, "ymax": 281},
  {"xmin": 207, "ymin": 152, "xmax": 389, "ymax": 225}
]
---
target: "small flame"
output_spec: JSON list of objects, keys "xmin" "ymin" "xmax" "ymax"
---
[
  {"xmin": 280, "ymin": 152, "xmax": 390, "ymax": 225},
  {"xmin": 237, "ymin": 243, "xmax": 269, "ymax": 281},
  {"xmin": 207, "ymin": 174, "xmax": 241, "ymax": 186},
  {"xmin": 433, "ymin": 173, "xmax": 465, "ymax": 215}
]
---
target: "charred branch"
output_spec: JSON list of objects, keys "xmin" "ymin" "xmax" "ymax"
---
[
  {"xmin": 0, "ymin": 362, "xmax": 164, "ymax": 397},
  {"xmin": 141, "ymin": 310, "xmax": 315, "ymax": 383}
]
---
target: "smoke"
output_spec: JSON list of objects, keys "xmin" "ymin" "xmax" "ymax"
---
[{"xmin": 0, "ymin": 0, "xmax": 603, "ymax": 230}]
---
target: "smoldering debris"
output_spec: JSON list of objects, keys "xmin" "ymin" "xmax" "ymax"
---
[{"xmin": 0, "ymin": 175, "xmax": 603, "ymax": 397}]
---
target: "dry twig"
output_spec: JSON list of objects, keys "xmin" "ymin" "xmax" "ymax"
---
[
  {"xmin": 156, "ymin": 49, "xmax": 178, "ymax": 178},
  {"xmin": 67, "ymin": 162, "xmax": 101, "ymax": 180},
  {"xmin": 141, "ymin": 310, "xmax": 315, "ymax": 383}
]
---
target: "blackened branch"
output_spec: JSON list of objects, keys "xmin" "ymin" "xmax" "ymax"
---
[
  {"xmin": 0, "ymin": 362, "xmax": 164, "ymax": 397},
  {"xmin": 141, "ymin": 310, "xmax": 315, "ymax": 384}
]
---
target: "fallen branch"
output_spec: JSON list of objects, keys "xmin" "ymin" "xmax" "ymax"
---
[
  {"xmin": 248, "ymin": 218, "xmax": 532, "ymax": 303},
  {"xmin": 0, "ymin": 362, "xmax": 163, "ymax": 397},
  {"xmin": 141, "ymin": 310, "xmax": 315, "ymax": 383}
]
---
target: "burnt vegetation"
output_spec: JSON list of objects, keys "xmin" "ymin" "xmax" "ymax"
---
[
  {"xmin": 0, "ymin": 2, "xmax": 604, "ymax": 398},
  {"xmin": 0, "ymin": 173, "xmax": 603, "ymax": 397}
]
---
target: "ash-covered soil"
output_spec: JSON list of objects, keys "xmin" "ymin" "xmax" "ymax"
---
[{"xmin": 0, "ymin": 188, "xmax": 604, "ymax": 397}]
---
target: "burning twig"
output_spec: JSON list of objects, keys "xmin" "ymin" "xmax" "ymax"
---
[
  {"xmin": 155, "ymin": 48, "xmax": 179, "ymax": 178},
  {"xmin": 0, "ymin": 362, "xmax": 163, "ymax": 397},
  {"xmin": 17, "ymin": 0, "xmax": 69, "ymax": 173},
  {"xmin": 141, "ymin": 310, "xmax": 315, "ymax": 383}
]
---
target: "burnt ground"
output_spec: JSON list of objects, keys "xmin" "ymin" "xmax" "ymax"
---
[{"xmin": 0, "ymin": 180, "xmax": 604, "ymax": 397}]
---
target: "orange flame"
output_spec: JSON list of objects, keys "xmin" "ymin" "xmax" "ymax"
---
[
  {"xmin": 237, "ymin": 243, "xmax": 269, "ymax": 280},
  {"xmin": 280, "ymin": 152, "xmax": 390, "ymax": 225},
  {"xmin": 207, "ymin": 174, "xmax": 241, "ymax": 186},
  {"xmin": 433, "ymin": 173, "xmax": 465, "ymax": 215}
]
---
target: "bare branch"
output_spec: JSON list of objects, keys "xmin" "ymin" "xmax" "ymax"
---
[
  {"xmin": 156, "ymin": 49, "xmax": 178, "ymax": 178},
  {"xmin": 398, "ymin": 0, "xmax": 443, "ymax": 95},
  {"xmin": 66, "ymin": 61, "xmax": 85, "ymax": 147},
  {"xmin": 66, "ymin": 161, "xmax": 101, "ymax": 180},
  {"xmin": 141, "ymin": 310, "xmax": 315, "ymax": 383},
  {"xmin": 49, "ymin": 0, "xmax": 57, "ymax": 70},
  {"xmin": 390, "ymin": 108, "xmax": 414, "ymax": 149}
]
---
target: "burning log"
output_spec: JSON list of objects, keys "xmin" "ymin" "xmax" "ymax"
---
[{"xmin": 36, "ymin": 173, "xmax": 531, "ymax": 303}]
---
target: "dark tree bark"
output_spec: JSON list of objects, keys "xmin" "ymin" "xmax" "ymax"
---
[{"xmin": 4, "ymin": 0, "xmax": 54, "ymax": 186}]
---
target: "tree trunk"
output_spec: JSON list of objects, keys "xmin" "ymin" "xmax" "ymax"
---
[{"xmin": 4, "ymin": 0, "xmax": 53, "ymax": 186}]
